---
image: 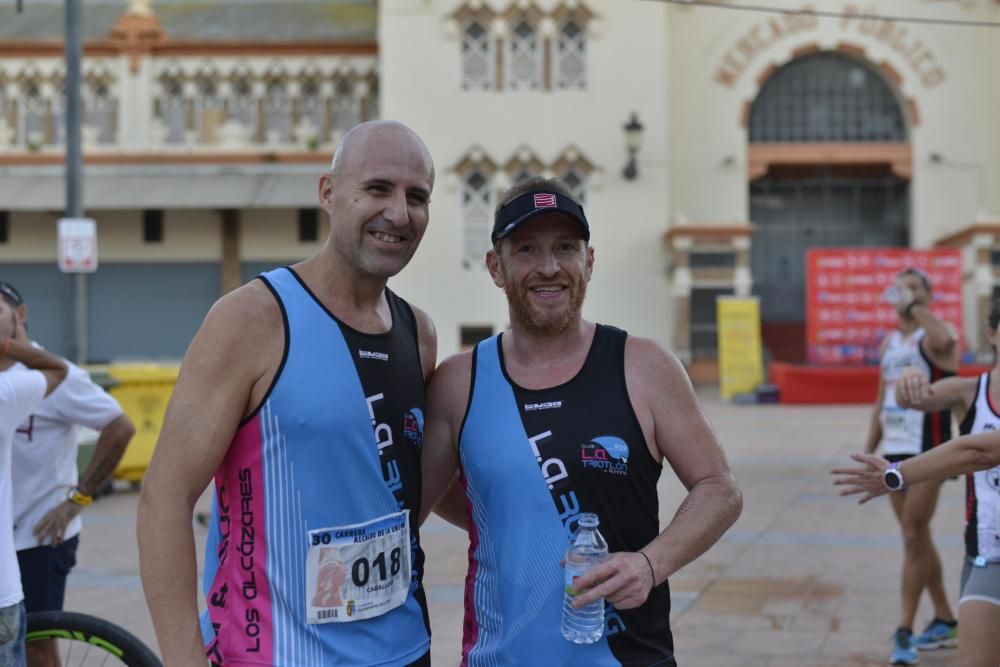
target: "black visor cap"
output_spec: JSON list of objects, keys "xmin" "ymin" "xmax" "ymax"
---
[{"xmin": 491, "ymin": 191, "xmax": 589, "ymax": 245}]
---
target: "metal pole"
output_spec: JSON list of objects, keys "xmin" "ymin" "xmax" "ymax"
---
[{"xmin": 65, "ymin": 0, "xmax": 86, "ymax": 363}]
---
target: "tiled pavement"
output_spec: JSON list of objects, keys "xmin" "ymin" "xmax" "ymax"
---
[{"xmin": 64, "ymin": 392, "xmax": 965, "ymax": 665}]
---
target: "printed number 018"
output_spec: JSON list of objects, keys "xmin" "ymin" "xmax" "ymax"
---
[{"xmin": 351, "ymin": 548, "xmax": 402, "ymax": 587}]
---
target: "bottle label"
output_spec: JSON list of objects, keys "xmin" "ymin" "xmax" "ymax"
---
[{"xmin": 564, "ymin": 561, "xmax": 590, "ymax": 597}]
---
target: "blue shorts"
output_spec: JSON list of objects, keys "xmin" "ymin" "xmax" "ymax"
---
[
  {"xmin": 0, "ymin": 601, "xmax": 26, "ymax": 667},
  {"xmin": 15, "ymin": 535, "xmax": 79, "ymax": 613}
]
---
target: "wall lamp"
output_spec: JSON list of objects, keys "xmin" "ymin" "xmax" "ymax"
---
[{"xmin": 622, "ymin": 112, "xmax": 644, "ymax": 181}]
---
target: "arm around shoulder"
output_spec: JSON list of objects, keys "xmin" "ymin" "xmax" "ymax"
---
[{"xmin": 419, "ymin": 350, "xmax": 472, "ymax": 527}]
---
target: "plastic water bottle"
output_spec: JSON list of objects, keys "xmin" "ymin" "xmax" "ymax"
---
[{"xmin": 561, "ymin": 513, "xmax": 608, "ymax": 644}]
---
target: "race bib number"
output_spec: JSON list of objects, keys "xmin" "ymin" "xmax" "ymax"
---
[
  {"xmin": 305, "ymin": 511, "xmax": 411, "ymax": 624},
  {"xmin": 882, "ymin": 405, "xmax": 921, "ymax": 448},
  {"xmin": 883, "ymin": 408, "xmax": 907, "ymax": 439}
]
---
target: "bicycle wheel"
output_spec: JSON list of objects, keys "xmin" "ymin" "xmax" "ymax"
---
[{"xmin": 26, "ymin": 610, "xmax": 162, "ymax": 667}]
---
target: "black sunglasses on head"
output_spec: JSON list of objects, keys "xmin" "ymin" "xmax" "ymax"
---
[{"xmin": 0, "ymin": 282, "xmax": 23, "ymax": 307}]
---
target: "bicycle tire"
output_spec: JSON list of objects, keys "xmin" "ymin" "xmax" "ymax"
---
[{"xmin": 26, "ymin": 610, "xmax": 162, "ymax": 667}]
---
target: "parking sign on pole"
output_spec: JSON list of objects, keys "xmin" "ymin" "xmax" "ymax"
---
[{"xmin": 58, "ymin": 217, "xmax": 98, "ymax": 273}]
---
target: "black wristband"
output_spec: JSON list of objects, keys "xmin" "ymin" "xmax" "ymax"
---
[{"xmin": 638, "ymin": 550, "xmax": 656, "ymax": 587}]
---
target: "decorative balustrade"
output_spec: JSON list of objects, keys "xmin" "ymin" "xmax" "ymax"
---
[{"xmin": 0, "ymin": 55, "xmax": 378, "ymax": 154}]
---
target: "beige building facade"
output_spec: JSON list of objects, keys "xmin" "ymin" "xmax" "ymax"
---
[{"xmin": 0, "ymin": 0, "xmax": 997, "ymax": 373}]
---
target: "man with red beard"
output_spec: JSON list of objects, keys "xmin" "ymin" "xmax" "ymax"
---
[{"xmin": 419, "ymin": 177, "xmax": 742, "ymax": 666}]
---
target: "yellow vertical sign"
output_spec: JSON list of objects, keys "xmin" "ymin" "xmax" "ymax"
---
[{"xmin": 716, "ymin": 296, "xmax": 764, "ymax": 401}]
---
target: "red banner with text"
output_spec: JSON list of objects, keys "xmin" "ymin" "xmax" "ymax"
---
[{"xmin": 806, "ymin": 248, "xmax": 963, "ymax": 365}]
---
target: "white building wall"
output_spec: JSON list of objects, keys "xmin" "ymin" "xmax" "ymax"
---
[
  {"xmin": 667, "ymin": 0, "xmax": 998, "ymax": 245},
  {"xmin": 241, "ymin": 208, "xmax": 328, "ymax": 261},
  {"xmin": 380, "ymin": 0, "xmax": 672, "ymax": 356}
]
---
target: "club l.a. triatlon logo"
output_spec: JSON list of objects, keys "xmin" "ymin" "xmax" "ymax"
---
[{"xmin": 580, "ymin": 436, "xmax": 629, "ymax": 476}]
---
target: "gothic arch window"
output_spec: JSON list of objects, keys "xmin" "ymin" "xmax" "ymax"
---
[
  {"xmin": 553, "ymin": 5, "xmax": 591, "ymax": 90},
  {"xmin": 505, "ymin": 8, "xmax": 543, "ymax": 91},
  {"xmin": 50, "ymin": 75, "xmax": 67, "ymax": 146},
  {"xmin": 18, "ymin": 73, "xmax": 47, "ymax": 148},
  {"xmin": 458, "ymin": 7, "xmax": 495, "ymax": 91},
  {"xmin": 228, "ymin": 68, "xmax": 258, "ymax": 142},
  {"xmin": 262, "ymin": 73, "xmax": 292, "ymax": 144},
  {"xmin": 297, "ymin": 71, "xmax": 327, "ymax": 145},
  {"xmin": 85, "ymin": 65, "xmax": 116, "ymax": 144},
  {"xmin": 194, "ymin": 70, "xmax": 224, "ymax": 144},
  {"xmin": 749, "ymin": 54, "xmax": 906, "ymax": 143},
  {"xmin": 331, "ymin": 74, "xmax": 359, "ymax": 139},
  {"xmin": 552, "ymin": 148, "xmax": 594, "ymax": 205},
  {"xmin": 456, "ymin": 151, "xmax": 497, "ymax": 268},
  {"xmin": 157, "ymin": 69, "xmax": 188, "ymax": 145}
]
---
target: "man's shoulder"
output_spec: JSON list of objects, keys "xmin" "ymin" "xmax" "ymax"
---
[
  {"xmin": 623, "ymin": 334, "xmax": 688, "ymax": 387},
  {"xmin": 202, "ymin": 280, "xmax": 282, "ymax": 337},
  {"xmin": 623, "ymin": 333, "xmax": 677, "ymax": 364},
  {"xmin": 432, "ymin": 350, "xmax": 473, "ymax": 385},
  {"xmin": 428, "ymin": 350, "xmax": 474, "ymax": 400}
]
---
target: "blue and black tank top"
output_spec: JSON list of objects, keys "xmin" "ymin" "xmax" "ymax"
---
[{"xmin": 458, "ymin": 323, "xmax": 674, "ymax": 666}]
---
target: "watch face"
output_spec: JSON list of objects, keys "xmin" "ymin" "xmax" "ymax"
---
[{"xmin": 885, "ymin": 469, "xmax": 903, "ymax": 490}]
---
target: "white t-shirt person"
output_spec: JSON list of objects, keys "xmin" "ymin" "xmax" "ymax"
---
[
  {"xmin": 11, "ymin": 359, "xmax": 124, "ymax": 550},
  {"xmin": 0, "ymin": 369, "xmax": 46, "ymax": 608}
]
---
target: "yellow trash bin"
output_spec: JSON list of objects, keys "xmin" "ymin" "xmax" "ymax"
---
[{"xmin": 104, "ymin": 364, "xmax": 179, "ymax": 483}]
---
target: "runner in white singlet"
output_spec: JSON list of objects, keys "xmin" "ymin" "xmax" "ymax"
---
[
  {"xmin": 835, "ymin": 298, "xmax": 1000, "ymax": 667},
  {"xmin": 863, "ymin": 268, "xmax": 958, "ymax": 664}
]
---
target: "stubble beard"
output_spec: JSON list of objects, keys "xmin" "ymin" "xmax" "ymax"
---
[
  {"xmin": 333, "ymin": 229, "xmax": 417, "ymax": 281},
  {"xmin": 503, "ymin": 273, "xmax": 587, "ymax": 337}
]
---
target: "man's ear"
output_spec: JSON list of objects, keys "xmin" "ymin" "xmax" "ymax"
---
[
  {"xmin": 318, "ymin": 172, "xmax": 334, "ymax": 209},
  {"xmin": 16, "ymin": 304, "xmax": 27, "ymax": 326},
  {"xmin": 486, "ymin": 248, "xmax": 505, "ymax": 288}
]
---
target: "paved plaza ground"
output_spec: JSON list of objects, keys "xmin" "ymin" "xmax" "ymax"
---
[{"xmin": 64, "ymin": 391, "xmax": 965, "ymax": 665}]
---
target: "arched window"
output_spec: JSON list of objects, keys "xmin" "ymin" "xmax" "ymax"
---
[
  {"xmin": 194, "ymin": 72, "xmax": 224, "ymax": 144},
  {"xmin": 750, "ymin": 54, "xmax": 906, "ymax": 143},
  {"xmin": 552, "ymin": 147, "xmax": 594, "ymax": 205},
  {"xmin": 51, "ymin": 77, "xmax": 67, "ymax": 146},
  {"xmin": 262, "ymin": 78, "xmax": 292, "ymax": 144},
  {"xmin": 505, "ymin": 13, "xmax": 543, "ymax": 90},
  {"xmin": 158, "ymin": 73, "xmax": 187, "ymax": 145},
  {"xmin": 461, "ymin": 18, "xmax": 494, "ymax": 90},
  {"xmin": 560, "ymin": 168, "xmax": 587, "ymax": 204},
  {"xmin": 554, "ymin": 17, "xmax": 586, "ymax": 89},
  {"xmin": 19, "ymin": 78, "xmax": 47, "ymax": 148},
  {"xmin": 462, "ymin": 169, "xmax": 495, "ymax": 268},
  {"xmin": 298, "ymin": 75, "xmax": 326, "ymax": 144},
  {"xmin": 86, "ymin": 77, "xmax": 116, "ymax": 144},
  {"xmin": 228, "ymin": 70, "xmax": 258, "ymax": 142},
  {"xmin": 331, "ymin": 76, "xmax": 359, "ymax": 138}
]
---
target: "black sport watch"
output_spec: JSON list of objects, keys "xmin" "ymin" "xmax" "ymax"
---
[{"xmin": 883, "ymin": 462, "xmax": 906, "ymax": 491}]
